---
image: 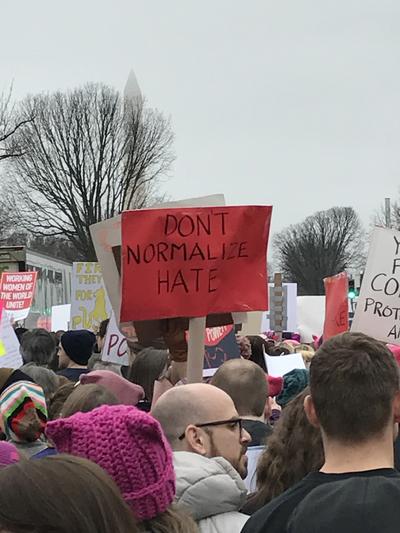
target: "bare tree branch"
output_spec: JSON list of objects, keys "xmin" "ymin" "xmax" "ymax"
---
[
  {"xmin": 4, "ymin": 83, "xmax": 175, "ymax": 260},
  {"xmin": 0, "ymin": 84, "xmax": 34, "ymax": 162}
]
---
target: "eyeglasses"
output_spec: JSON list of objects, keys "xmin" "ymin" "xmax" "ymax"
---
[{"xmin": 178, "ymin": 417, "xmax": 244, "ymax": 441}]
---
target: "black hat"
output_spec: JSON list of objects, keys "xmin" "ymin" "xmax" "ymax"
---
[
  {"xmin": 61, "ymin": 330, "xmax": 96, "ymax": 366},
  {"xmin": 288, "ymin": 475, "xmax": 400, "ymax": 533}
]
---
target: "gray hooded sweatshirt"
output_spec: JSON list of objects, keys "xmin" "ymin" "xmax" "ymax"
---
[{"xmin": 173, "ymin": 451, "xmax": 249, "ymax": 533}]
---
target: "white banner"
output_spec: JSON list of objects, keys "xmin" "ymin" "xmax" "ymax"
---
[
  {"xmin": 352, "ymin": 227, "xmax": 400, "ymax": 344},
  {"xmin": 0, "ymin": 313, "xmax": 23, "ymax": 369},
  {"xmin": 264, "ymin": 352, "xmax": 306, "ymax": 377},
  {"xmin": 101, "ymin": 312, "xmax": 129, "ymax": 366},
  {"xmin": 70, "ymin": 262, "xmax": 112, "ymax": 332},
  {"xmin": 297, "ymin": 295, "xmax": 325, "ymax": 343},
  {"xmin": 51, "ymin": 304, "xmax": 71, "ymax": 331}
]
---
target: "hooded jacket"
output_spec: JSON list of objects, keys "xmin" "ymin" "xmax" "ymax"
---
[{"xmin": 173, "ymin": 451, "xmax": 249, "ymax": 533}]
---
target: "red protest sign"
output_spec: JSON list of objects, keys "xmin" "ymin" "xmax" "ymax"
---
[
  {"xmin": 121, "ymin": 205, "xmax": 272, "ymax": 321},
  {"xmin": 323, "ymin": 272, "xmax": 349, "ymax": 340},
  {"xmin": 0, "ymin": 271, "xmax": 38, "ymax": 322}
]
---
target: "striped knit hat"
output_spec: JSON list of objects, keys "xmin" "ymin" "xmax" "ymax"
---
[{"xmin": 0, "ymin": 381, "xmax": 48, "ymax": 443}]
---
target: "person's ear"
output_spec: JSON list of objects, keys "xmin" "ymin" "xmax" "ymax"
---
[
  {"xmin": 304, "ymin": 395, "xmax": 320, "ymax": 428},
  {"xmin": 264, "ymin": 397, "xmax": 272, "ymax": 420},
  {"xmin": 393, "ymin": 391, "xmax": 400, "ymax": 424},
  {"xmin": 184, "ymin": 425, "xmax": 209, "ymax": 456}
]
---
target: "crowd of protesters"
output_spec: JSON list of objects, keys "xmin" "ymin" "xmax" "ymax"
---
[{"xmin": 0, "ymin": 321, "xmax": 400, "ymax": 532}]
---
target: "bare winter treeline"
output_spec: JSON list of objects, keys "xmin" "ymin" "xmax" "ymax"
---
[
  {"xmin": 0, "ymin": 83, "xmax": 174, "ymax": 260},
  {"xmin": 274, "ymin": 207, "xmax": 365, "ymax": 295}
]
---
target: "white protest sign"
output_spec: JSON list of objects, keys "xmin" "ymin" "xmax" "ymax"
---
[
  {"xmin": 296, "ymin": 295, "xmax": 325, "ymax": 342},
  {"xmin": 70, "ymin": 262, "xmax": 112, "ymax": 332},
  {"xmin": 262, "ymin": 283, "xmax": 297, "ymax": 332},
  {"xmin": 264, "ymin": 352, "xmax": 306, "ymax": 377},
  {"xmin": 352, "ymin": 227, "xmax": 400, "ymax": 344},
  {"xmin": 101, "ymin": 312, "xmax": 129, "ymax": 366},
  {"xmin": 0, "ymin": 313, "xmax": 23, "ymax": 368},
  {"xmin": 51, "ymin": 304, "xmax": 71, "ymax": 331}
]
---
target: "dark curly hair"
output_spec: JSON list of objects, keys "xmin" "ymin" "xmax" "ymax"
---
[{"xmin": 244, "ymin": 387, "xmax": 324, "ymax": 513}]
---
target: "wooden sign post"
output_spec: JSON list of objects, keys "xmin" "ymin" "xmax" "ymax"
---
[{"xmin": 273, "ymin": 273, "xmax": 283, "ymax": 342}]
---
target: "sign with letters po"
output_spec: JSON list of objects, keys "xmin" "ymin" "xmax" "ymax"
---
[{"xmin": 121, "ymin": 206, "xmax": 272, "ymax": 321}]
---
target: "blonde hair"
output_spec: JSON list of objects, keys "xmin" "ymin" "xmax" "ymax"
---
[
  {"xmin": 276, "ymin": 342, "xmax": 294, "ymax": 354},
  {"xmin": 294, "ymin": 344, "xmax": 315, "ymax": 369},
  {"xmin": 294, "ymin": 344, "xmax": 315, "ymax": 354},
  {"xmin": 298, "ymin": 350, "xmax": 315, "ymax": 368}
]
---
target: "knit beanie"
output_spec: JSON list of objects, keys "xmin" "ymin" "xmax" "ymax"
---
[
  {"xmin": 267, "ymin": 375, "xmax": 284, "ymax": 398},
  {"xmin": 0, "ymin": 441, "xmax": 20, "ymax": 467},
  {"xmin": 80, "ymin": 370, "xmax": 145, "ymax": 406},
  {"xmin": 46, "ymin": 404, "xmax": 175, "ymax": 521},
  {"xmin": 0, "ymin": 381, "xmax": 48, "ymax": 442},
  {"xmin": 277, "ymin": 368, "xmax": 309, "ymax": 407},
  {"xmin": 61, "ymin": 330, "xmax": 96, "ymax": 366},
  {"xmin": 0, "ymin": 368, "xmax": 34, "ymax": 395}
]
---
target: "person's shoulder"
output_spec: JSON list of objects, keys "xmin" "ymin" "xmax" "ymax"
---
[
  {"xmin": 241, "ymin": 475, "xmax": 319, "ymax": 533},
  {"xmin": 57, "ymin": 368, "xmax": 89, "ymax": 381},
  {"xmin": 199, "ymin": 511, "xmax": 249, "ymax": 533}
]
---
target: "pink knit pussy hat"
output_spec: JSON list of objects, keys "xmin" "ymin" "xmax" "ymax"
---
[
  {"xmin": 0, "ymin": 441, "xmax": 20, "ymax": 467},
  {"xmin": 46, "ymin": 404, "xmax": 175, "ymax": 521},
  {"xmin": 80, "ymin": 370, "xmax": 145, "ymax": 406}
]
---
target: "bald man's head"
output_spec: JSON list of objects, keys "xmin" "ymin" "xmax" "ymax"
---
[
  {"xmin": 151, "ymin": 383, "xmax": 237, "ymax": 449},
  {"xmin": 211, "ymin": 358, "xmax": 268, "ymax": 417}
]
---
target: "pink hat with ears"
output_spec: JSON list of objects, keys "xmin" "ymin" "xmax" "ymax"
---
[
  {"xmin": 46, "ymin": 404, "xmax": 175, "ymax": 521},
  {"xmin": 80, "ymin": 370, "xmax": 144, "ymax": 406}
]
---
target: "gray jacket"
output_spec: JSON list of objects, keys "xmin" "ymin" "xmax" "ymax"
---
[{"xmin": 173, "ymin": 451, "xmax": 249, "ymax": 533}]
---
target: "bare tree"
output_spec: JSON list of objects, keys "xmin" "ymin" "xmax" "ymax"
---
[
  {"xmin": 5, "ymin": 83, "xmax": 174, "ymax": 260},
  {"xmin": 0, "ymin": 85, "xmax": 33, "ymax": 162},
  {"xmin": 274, "ymin": 207, "xmax": 365, "ymax": 295}
]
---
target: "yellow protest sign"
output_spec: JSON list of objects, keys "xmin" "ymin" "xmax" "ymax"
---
[{"xmin": 70, "ymin": 262, "xmax": 112, "ymax": 332}]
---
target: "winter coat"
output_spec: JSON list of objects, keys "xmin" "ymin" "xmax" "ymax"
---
[{"xmin": 173, "ymin": 451, "xmax": 249, "ymax": 533}]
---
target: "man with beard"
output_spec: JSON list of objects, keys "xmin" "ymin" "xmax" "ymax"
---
[
  {"xmin": 211, "ymin": 358, "xmax": 272, "ymax": 492},
  {"xmin": 152, "ymin": 383, "xmax": 251, "ymax": 532}
]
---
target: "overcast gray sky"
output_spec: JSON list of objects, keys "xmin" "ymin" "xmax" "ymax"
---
[{"xmin": 1, "ymin": 0, "xmax": 399, "ymax": 235}]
